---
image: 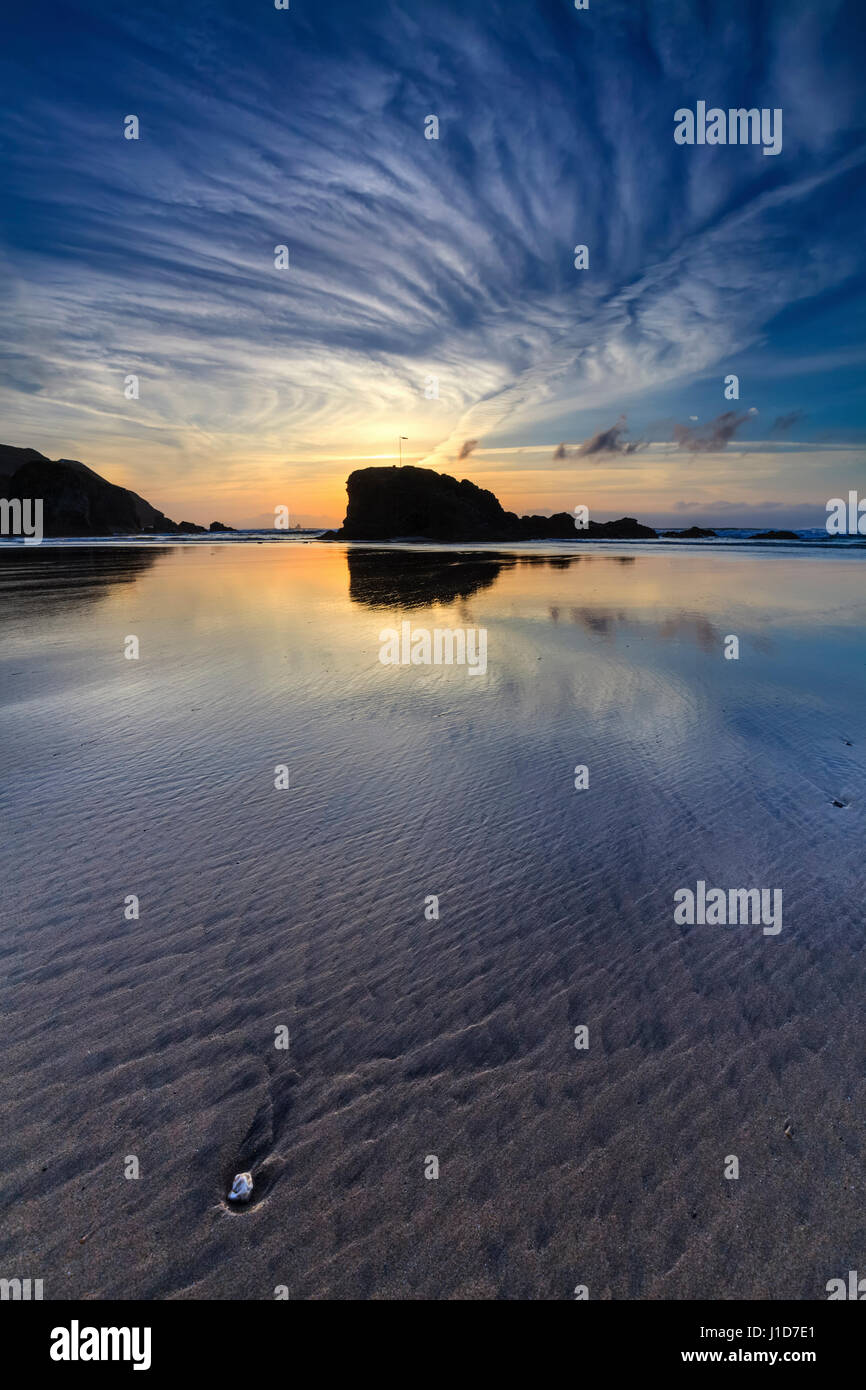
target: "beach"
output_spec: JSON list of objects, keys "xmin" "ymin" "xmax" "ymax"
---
[{"xmin": 0, "ymin": 540, "xmax": 863, "ymax": 1299}]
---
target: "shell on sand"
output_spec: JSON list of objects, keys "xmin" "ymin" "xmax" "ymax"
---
[{"xmin": 228, "ymin": 1171, "xmax": 253, "ymax": 1203}]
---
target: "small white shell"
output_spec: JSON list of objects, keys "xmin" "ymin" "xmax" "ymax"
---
[{"xmin": 228, "ymin": 1171, "xmax": 253, "ymax": 1203}]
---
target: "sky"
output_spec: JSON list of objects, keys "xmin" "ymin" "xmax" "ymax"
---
[{"xmin": 1, "ymin": 0, "xmax": 865, "ymax": 528}]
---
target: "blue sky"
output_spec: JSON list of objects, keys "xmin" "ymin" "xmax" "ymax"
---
[{"xmin": 1, "ymin": 0, "xmax": 865, "ymax": 526}]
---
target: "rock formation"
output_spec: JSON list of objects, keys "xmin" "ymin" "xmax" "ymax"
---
[
  {"xmin": 324, "ymin": 465, "xmax": 658, "ymax": 542},
  {"xmin": 0, "ymin": 445, "xmax": 220, "ymax": 537}
]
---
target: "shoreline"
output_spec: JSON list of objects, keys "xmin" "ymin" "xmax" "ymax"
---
[{"xmin": 1, "ymin": 532, "xmax": 864, "ymax": 553}]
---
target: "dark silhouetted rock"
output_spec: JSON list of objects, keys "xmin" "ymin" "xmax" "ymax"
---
[
  {"xmin": 337, "ymin": 465, "xmax": 512, "ymax": 541},
  {"xmin": 329, "ymin": 466, "xmax": 657, "ymax": 542},
  {"xmin": 0, "ymin": 444, "xmax": 44, "ymax": 493},
  {"xmin": 0, "ymin": 444, "xmax": 246, "ymax": 536},
  {"xmin": 750, "ymin": 529, "xmax": 800, "ymax": 540},
  {"xmin": 661, "ymin": 526, "xmax": 717, "ymax": 538},
  {"xmin": 1, "ymin": 446, "xmax": 180, "ymax": 536},
  {"xmin": 587, "ymin": 516, "xmax": 657, "ymax": 539}
]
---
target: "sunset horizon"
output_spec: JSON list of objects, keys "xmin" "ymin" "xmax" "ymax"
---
[{"xmin": 3, "ymin": 2, "xmax": 864, "ymax": 530}]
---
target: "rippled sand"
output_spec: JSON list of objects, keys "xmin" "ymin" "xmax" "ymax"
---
[{"xmin": 0, "ymin": 542, "xmax": 863, "ymax": 1299}]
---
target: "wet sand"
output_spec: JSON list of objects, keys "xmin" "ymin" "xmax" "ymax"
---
[{"xmin": 0, "ymin": 541, "xmax": 863, "ymax": 1299}]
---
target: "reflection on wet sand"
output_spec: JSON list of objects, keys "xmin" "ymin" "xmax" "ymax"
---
[
  {"xmin": 550, "ymin": 605, "xmax": 723, "ymax": 653},
  {"xmin": 0, "ymin": 546, "xmax": 165, "ymax": 623},
  {"xmin": 345, "ymin": 548, "xmax": 734, "ymax": 655},
  {"xmin": 346, "ymin": 548, "xmax": 509, "ymax": 608},
  {"xmin": 345, "ymin": 547, "xmax": 640, "ymax": 610}
]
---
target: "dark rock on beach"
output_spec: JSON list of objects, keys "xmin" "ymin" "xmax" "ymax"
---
[
  {"xmin": 661, "ymin": 526, "xmax": 718, "ymax": 538},
  {"xmin": 0, "ymin": 445, "xmax": 179, "ymax": 537},
  {"xmin": 0, "ymin": 443, "xmax": 224, "ymax": 537},
  {"xmin": 750, "ymin": 529, "xmax": 800, "ymax": 541},
  {"xmin": 589, "ymin": 516, "xmax": 658, "ymax": 539},
  {"xmin": 327, "ymin": 465, "xmax": 658, "ymax": 542}
]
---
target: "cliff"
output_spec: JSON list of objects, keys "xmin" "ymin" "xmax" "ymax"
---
[{"xmin": 0, "ymin": 446, "xmax": 227, "ymax": 536}]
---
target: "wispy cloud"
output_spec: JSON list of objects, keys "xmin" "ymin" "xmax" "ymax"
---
[
  {"xmin": 554, "ymin": 416, "xmax": 645, "ymax": 459},
  {"xmin": 0, "ymin": 0, "xmax": 863, "ymax": 522},
  {"xmin": 672, "ymin": 409, "xmax": 758, "ymax": 453},
  {"xmin": 770, "ymin": 409, "xmax": 806, "ymax": 434}
]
